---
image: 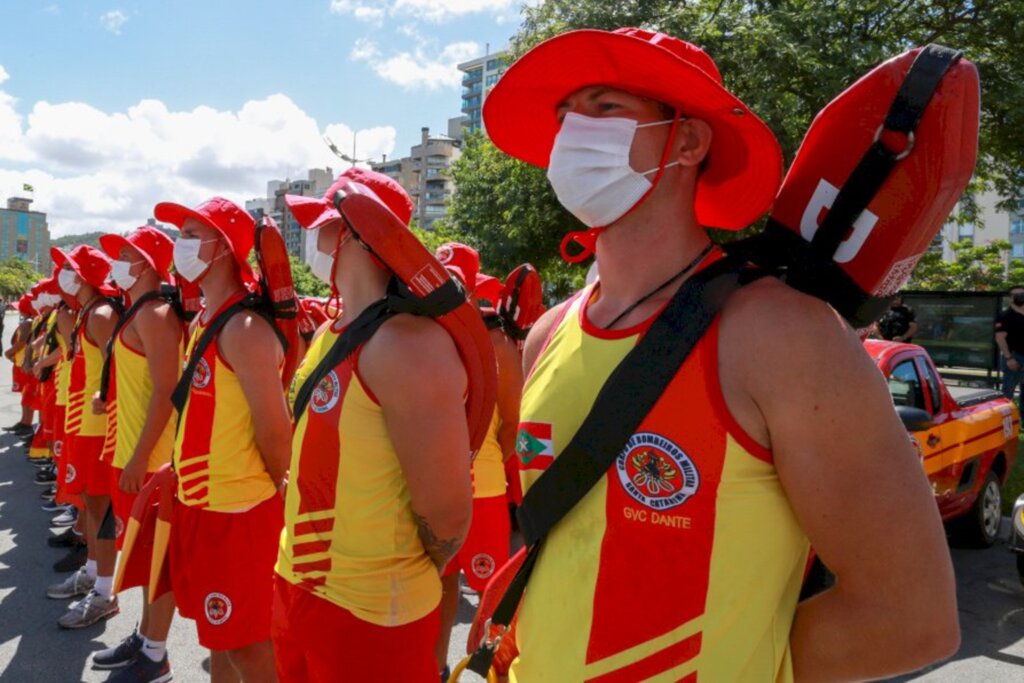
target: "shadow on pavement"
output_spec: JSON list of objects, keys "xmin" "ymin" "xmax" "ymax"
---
[{"xmin": 0, "ymin": 430, "xmax": 114, "ymax": 683}]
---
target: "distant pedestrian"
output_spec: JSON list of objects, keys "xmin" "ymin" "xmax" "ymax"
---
[
  {"xmin": 995, "ymin": 285, "xmax": 1024, "ymax": 412},
  {"xmin": 878, "ymin": 294, "xmax": 918, "ymax": 342}
]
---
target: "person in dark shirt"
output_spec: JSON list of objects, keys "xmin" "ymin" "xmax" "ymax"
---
[
  {"xmin": 878, "ymin": 294, "xmax": 918, "ymax": 342},
  {"xmin": 996, "ymin": 286, "xmax": 1024, "ymax": 412}
]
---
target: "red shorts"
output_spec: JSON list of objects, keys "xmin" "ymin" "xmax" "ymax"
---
[
  {"xmin": 11, "ymin": 366, "xmax": 28, "ymax": 392},
  {"xmin": 272, "ymin": 576, "xmax": 440, "ymax": 683},
  {"xmin": 20, "ymin": 376, "xmax": 38, "ymax": 409},
  {"xmin": 65, "ymin": 434, "xmax": 109, "ymax": 496},
  {"xmin": 109, "ymin": 468, "xmax": 154, "ymax": 550},
  {"xmin": 170, "ymin": 494, "xmax": 284, "ymax": 651},
  {"xmin": 442, "ymin": 495, "xmax": 511, "ymax": 593},
  {"xmin": 40, "ymin": 382, "xmax": 56, "ymax": 441},
  {"xmin": 53, "ymin": 406, "xmax": 81, "ymax": 508}
]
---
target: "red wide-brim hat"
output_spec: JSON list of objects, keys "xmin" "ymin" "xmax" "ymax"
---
[
  {"xmin": 51, "ymin": 244, "xmax": 112, "ymax": 290},
  {"xmin": 483, "ymin": 28, "xmax": 783, "ymax": 231},
  {"xmin": 100, "ymin": 226, "xmax": 174, "ymax": 283},
  {"xmin": 285, "ymin": 167, "xmax": 415, "ymax": 231},
  {"xmin": 154, "ymin": 197, "xmax": 256, "ymax": 285}
]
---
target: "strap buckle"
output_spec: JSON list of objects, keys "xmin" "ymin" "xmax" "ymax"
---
[
  {"xmin": 874, "ymin": 125, "xmax": 915, "ymax": 161},
  {"xmin": 479, "ymin": 618, "xmax": 508, "ymax": 652}
]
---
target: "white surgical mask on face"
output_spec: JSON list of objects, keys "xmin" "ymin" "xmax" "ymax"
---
[
  {"xmin": 58, "ymin": 268, "xmax": 81, "ymax": 296},
  {"xmin": 546, "ymin": 112, "xmax": 680, "ymax": 228},
  {"xmin": 173, "ymin": 238, "xmax": 220, "ymax": 283},
  {"xmin": 110, "ymin": 260, "xmax": 143, "ymax": 290}
]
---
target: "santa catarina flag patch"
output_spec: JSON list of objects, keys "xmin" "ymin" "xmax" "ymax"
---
[{"xmin": 516, "ymin": 421, "xmax": 554, "ymax": 470}]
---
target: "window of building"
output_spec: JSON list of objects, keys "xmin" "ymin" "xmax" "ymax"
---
[
  {"xmin": 486, "ymin": 58, "xmax": 501, "ymax": 71},
  {"xmin": 888, "ymin": 360, "xmax": 925, "ymax": 410},
  {"xmin": 1012, "ymin": 217, "xmax": 1024, "ymax": 235},
  {"xmin": 1013, "ymin": 243, "xmax": 1024, "ymax": 259},
  {"xmin": 486, "ymin": 74, "xmax": 500, "ymax": 86}
]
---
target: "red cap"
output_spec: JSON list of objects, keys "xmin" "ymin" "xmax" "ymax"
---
[
  {"xmin": 99, "ymin": 226, "xmax": 174, "ymax": 282},
  {"xmin": 474, "ymin": 275, "xmax": 502, "ymax": 305},
  {"xmin": 51, "ymin": 245, "xmax": 112, "ymax": 290},
  {"xmin": 483, "ymin": 27, "xmax": 783, "ymax": 230},
  {"xmin": 286, "ymin": 167, "xmax": 415, "ymax": 231},
  {"xmin": 17, "ymin": 294, "xmax": 34, "ymax": 317},
  {"xmin": 153, "ymin": 197, "xmax": 256, "ymax": 284},
  {"xmin": 435, "ymin": 242, "xmax": 481, "ymax": 295}
]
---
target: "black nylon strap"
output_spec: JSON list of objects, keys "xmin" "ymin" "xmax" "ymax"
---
[
  {"xmin": 467, "ymin": 257, "xmax": 746, "ymax": 676},
  {"xmin": 99, "ymin": 291, "xmax": 164, "ymax": 402},
  {"xmin": 498, "ymin": 266, "xmax": 532, "ymax": 340},
  {"xmin": 170, "ymin": 298, "xmax": 252, "ymax": 416},
  {"xmin": 292, "ymin": 301, "xmax": 394, "ymax": 420},
  {"xmin": 811, "ymin": 44, "xmax": 961, "ymax": 258},
  {"xmin": 38, "ymin": 308, "xmax": 63, "ymax": 383},
  {"xmin": 67, "ymin": 297, "xmax": 111, "ymax": 360}
]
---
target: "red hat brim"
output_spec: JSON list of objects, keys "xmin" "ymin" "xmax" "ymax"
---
[
  {"xmin": 99, "ymin": 233, "xmax": 171, "ymax": 282},
  {"xmin": 154, "ymin": 202, "xmax": 256, "ymax": 284},
  {"xmin": 284, "ymin": 195, "xmax": 341, "ymax": 231},
  {"xmin": 483, "ymin": 29, "xmax": 783, "ymax": 230}
]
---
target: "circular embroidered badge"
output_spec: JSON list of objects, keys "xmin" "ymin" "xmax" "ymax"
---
[
  {"xmin": 192, "ymin": 358, "xmax": 212, "ymax": 389},
  {"xmin": 310, "ymin": 371, "xmax": 341, "ymax": 414},
  {"xmin": 53, "ymin": 439, "xmax": 63, "ymax": 457},
  {"xmin": 114, "ymin": 515, "xmax": 125, "ymax": 539},
  {"xmin": 471, "ymin": 553, "xmax": 495, "ymax": 580},
  {"xmin": 65, "ymin": 464, "xmax": 76, "ymax": 484},
  {"xmin": 615, "ymin": 432, "xmax": 700, "ymax": 510},
  {"xmin": 435, "ymin": 244, "xmax": 454, "ymax": 265},
  {"xmin": 205, "ymin": 592, "xmax": 232, "ymax": 625}
]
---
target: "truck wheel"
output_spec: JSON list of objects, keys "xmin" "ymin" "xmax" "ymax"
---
[
  {"xmin": 955, "ymin": 471, "xmax": 1002, "ymax": 548},
  {"xmin": 1018, "ymin": 554, "xmax": 1024, "ymax": 589}
]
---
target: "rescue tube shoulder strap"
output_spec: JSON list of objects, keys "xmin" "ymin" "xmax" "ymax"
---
[
  {"xmin": 68, "ymin": 297, "xmax": 118, "ymax": 360},
  {"xmin": 467, "ymin": 256, "xmax": 751, "ymax": 677},
  {"xmin": 99, "ymin": 290, "xmax": 166, "ymax": 402},
  {"xmin": 38, "ymin": 307, "xmax": 64, "ymax": 383},
  {"xmin": 725, "ymin": 44, "xmax": 962, "ymax": 329},
  {"xmin": 291, "ymin": 275, "xmax": 466, "ymax": 422}
]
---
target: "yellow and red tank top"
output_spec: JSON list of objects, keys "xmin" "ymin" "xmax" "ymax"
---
[
  {"xmin": 173, "ymin": 297, "xmax": 276, "ymax": 512},
  {"xmin": 38, "ymin": 312, "xmax": 58, "ymax": 387},
  {"xmin": 65, "ymin": 306, "xmax": 108, "ymax": 438},
  {"xmin": 11, "ymin": 323, "xmax": 26, "ymax": 368},
  {"xmin": 110, "ymin": 311, "xmax": 180, "ymax": 471},
  {"xmin": 276, "ymin": 322, "xmax": 440, "ymax": 627},
  {"xmin": 473, "ymin": 409, "xmax": 506, "ymax": 499},
  {"xmin": 510, "ymin": 282, "xmax": 810, "ymax": 683},
  {"xmin": 55, "ymin": 315, "xmax": 71, "ymax": 407}
]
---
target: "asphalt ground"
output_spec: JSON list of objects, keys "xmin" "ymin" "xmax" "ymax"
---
[{"xmin": 0, "ymin": 308, "xmax": 1022, "ymax": 682}]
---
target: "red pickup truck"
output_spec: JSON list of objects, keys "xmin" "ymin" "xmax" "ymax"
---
[{"xmin": 865, "ymin": 340, "xmax": 1019, "ymax": 546}]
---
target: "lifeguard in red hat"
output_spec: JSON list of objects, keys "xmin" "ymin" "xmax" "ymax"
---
[
  {"xmin": 483, "ymin": 27, "xmax": 959, "ymax": 681},
  {"xmin": 432, "ymin": 242, "xmax": 522, "ymax": 678},
  {"xmin": 4, "ymin": 294, "xmax": 37, "ymax": 434},
  {"xmin": 26, "ymin": 278, "xmax": 62, "ymax": 462},
  {"xmin": 153, "ymin": 196, "xmax": 290, "ymax": 681},
  {"xmin": 45, "ymin": 244, "xmax": 121, "ymax": 629},
  {"xmin": 273, "ymin": 168, "xmax": 476, "ymax": 682},
  {"xmin": 86, "ymin": 225, "xmax": 182, "ymax": 679}
]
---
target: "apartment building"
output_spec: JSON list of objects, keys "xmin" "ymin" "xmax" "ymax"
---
[{"xmin": 0, "ymin": 196, "xmax": 50, "ymax": 273}]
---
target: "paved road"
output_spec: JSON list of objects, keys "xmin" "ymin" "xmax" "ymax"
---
[{"xmin": 0, "ymin": 309, "xmax": 1022, "ymax": 682}]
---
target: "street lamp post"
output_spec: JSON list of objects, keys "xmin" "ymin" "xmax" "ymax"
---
[{"xmin": 324, "ymin": 133, "xmax": 374, "ymax": 165}]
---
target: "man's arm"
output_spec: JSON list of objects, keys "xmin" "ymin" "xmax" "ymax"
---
[
  {"xmin": 220, "ymin": 312, "xmax": 291, "ymax": 487},
  {"xmin": 724, "ymin": 281, "xmax": 959, "ymax": 681},
  {"xmin": 86, "ymin": 304, "xmax": 118, "ymax": 414},
  {"xmin": 360, "ymin": 315, "xmax": 471, "ymax": 570},
  {"xmin": 119, "ymin": 304, "xmax": 183, "ymax": 494},
  {"xmin": 492, "ymin": 329, "xmax": 524, "ymax": 462},
  {"xmin": 521, "ymin": 301, "xmax": 568, "ymax": 378}
]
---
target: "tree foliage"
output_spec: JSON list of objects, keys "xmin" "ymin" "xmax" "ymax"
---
[
  {"xmin": 0, "ymin": 257, "xmax": 44, "ymax": 299},
  {"xmin": 288, "ymin": 255, "xmax": 330, "ymax": 298},
  {"xmin": 906, "ymin": 241, "xmax": 1024, "ymax": 291},
  {"xmin": 442, "ymin": 0, "xmax": 1024, "ymax": 301}
]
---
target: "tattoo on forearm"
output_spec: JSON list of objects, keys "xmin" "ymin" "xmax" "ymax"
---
[{"xmin": 413, "ymin": 512, "xmax": 461, "ymax": 570}]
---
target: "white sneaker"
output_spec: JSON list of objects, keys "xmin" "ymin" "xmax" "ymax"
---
[
  {"xmin": 46, "ymin": 567, "xmax": 95, "ymax": 600},
  {"xmin": 57, "ymin": 590, "xmax": 119, "ymax": 629}
]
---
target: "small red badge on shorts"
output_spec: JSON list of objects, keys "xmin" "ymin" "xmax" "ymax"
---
[
  {"xmin": 205, "ymin": 592, "xmax": 232, "ymax": 625},
  {"xmin": 65, "ymin": 464, "xmax": 76, "ymax": 483}
]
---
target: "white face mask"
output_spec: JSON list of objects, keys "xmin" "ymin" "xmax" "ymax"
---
[
  {"xmin": 173, "ymin": 238, "xmax": 220, "ymax": 283},
  {"xmin": 43, "ymin": 293, "xmax": 60, "ymax": 307},
  {"xmin": 303, "ymin": 230, "xmax": 332, "ymax": 285},
  {"xmin": 546, "ymin": 113, "xmax": 680, "ymax": 228},
  {"xmin": 58, "ymin": 268, "xmax": 81, "ymax": 296},
  {"xmin": 110, "ymin": 259, "xmax": 143, "ymax": 290}
]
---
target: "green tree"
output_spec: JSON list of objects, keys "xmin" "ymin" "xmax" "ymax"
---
[
  {"xmin": 443, "ymin": 0, "xmax": 1024, "ymax": 301},
  {"xmin": 0, "ymin": 257, "xmax": 44, "ymax": 299},
  {"xmin": 289, "ymin": 255, "xmax": 330, "ymax": 298},
  {"xmin": 907, "ymin": 241, "xmax": 1024, "ymax": 291}
]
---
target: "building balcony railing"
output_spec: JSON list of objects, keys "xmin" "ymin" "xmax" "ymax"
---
[{"xmin": 461, "ymin": 71, "xmax": 483, "ymax": 86}]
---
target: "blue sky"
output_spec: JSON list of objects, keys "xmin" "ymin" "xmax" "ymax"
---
[{"xmin": 0, "ymin": 0, "xmax": 525, "ymax": 235}]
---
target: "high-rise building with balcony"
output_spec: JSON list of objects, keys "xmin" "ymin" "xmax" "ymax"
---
[
  {"xmin": 371, "ymin": 127, "xmax": 461, "ymax": 230},
  {"xmin": 0, "ymin": 196, "xmax": 50, "ymax": 273},
  {"xmin": 246, "ymin": 168, "xmax": 333, "ymax": 261},
  {"xmin": 457, "ymin": 50, "xmax": 507, "ymax": 136}
]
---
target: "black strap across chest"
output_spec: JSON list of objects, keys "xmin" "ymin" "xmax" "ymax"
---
[
  {"xmin": 467, "ymin": 256, "xmax": 750, "ymax": 676},
  {"xmin": 291, "ymin": 277, "xmax": 465, "ymax": 422},
  {"xmin": 99, "ymin": 291, "xmax": 165, "ymax": 402},
  {"xmin": 68, "ymin": 297, "xmax": 111, "ymax": 360}
]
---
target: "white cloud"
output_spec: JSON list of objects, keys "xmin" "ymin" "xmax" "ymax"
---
[
  {"xmin": 351, "ymin": 39, "xmax": 479, "ymax": 90},
  {"xmin": 0, "ymin": 66, "xmax": 8, "ymax": 85},
  {"xmin": 100, "ymin": 10, "xmax": 127, "ymax": 35},
  {"xmin": 330, "ymin": 0, "xmax": 525, "ymax": 23},
  {"xmin": 0, "ymin": 80, "xmax": 397, "ymax": 236}
]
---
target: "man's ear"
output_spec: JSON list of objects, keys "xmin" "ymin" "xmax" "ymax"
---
[{"xmin": 676, "ymin": 118, "xmax": 713, "ymax": 168}]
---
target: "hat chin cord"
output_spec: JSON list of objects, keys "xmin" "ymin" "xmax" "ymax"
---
[{"xmin": 559, "ymin": 112, "xmax": 684, "ymax": 265}]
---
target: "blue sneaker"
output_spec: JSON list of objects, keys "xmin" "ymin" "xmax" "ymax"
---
[
  {"xmin": 107, "ymin": 653, "xmax": 172, "ymax": 683},
  {"xmin": 93, "ymin": 631, "xmax": 143, "ymax": 669}
]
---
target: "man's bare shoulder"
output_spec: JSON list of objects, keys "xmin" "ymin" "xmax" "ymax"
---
[
  {"xmin": 364, "ymin": 314, "xmax": 459, "ymax": 365},
  {"xmin": 219, "ymin": 310, "xmax": 281, "ymax": 366},
  {"xmin": 522, "ymin": 298, "xmax": 574, "ymax": 373},
  {"xmin": 361, "ymin": 314, "xmax": 465, "ymax": 400}
]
